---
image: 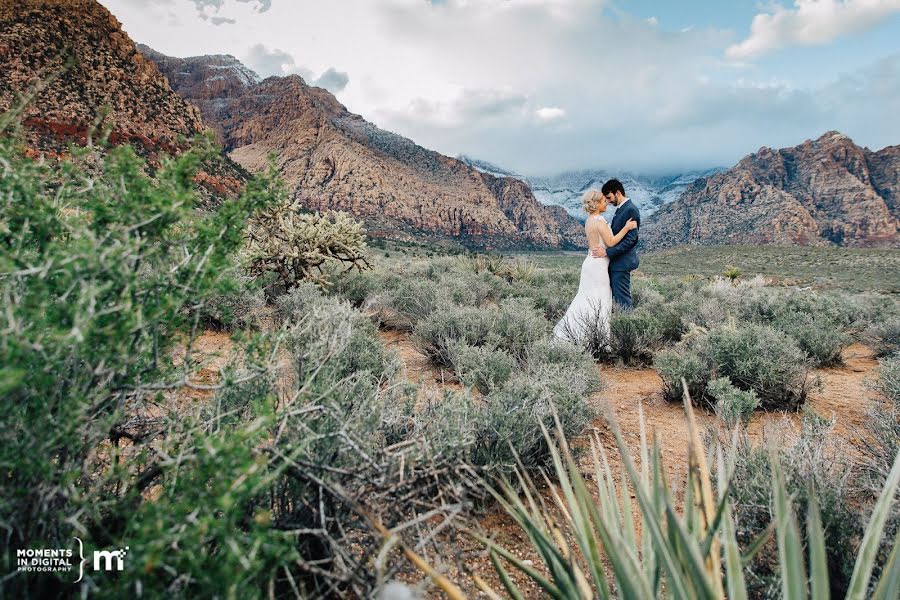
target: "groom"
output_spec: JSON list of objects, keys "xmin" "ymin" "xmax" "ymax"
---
[{"xmin": 592, "ymin": 178, "xmax": 640, "ymax": 310}]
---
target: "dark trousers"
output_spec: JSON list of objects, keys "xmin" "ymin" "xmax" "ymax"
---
[{"xmin": 610, "ymin": 270, "xmax": 633, "ymax": 310}]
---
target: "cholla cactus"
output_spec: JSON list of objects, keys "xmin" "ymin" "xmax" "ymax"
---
[{"xmin": 243, "ymin": 202, "xmax": 370, "ymax": 290}]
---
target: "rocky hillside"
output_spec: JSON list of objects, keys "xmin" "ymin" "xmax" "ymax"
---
[
  {"xmin": 0, "ymin": 0, "xmax": 244, "ymax": 198},
  {"xmin": 642, "ymin": 132, "xmax": 899, "ymax": 250},
  {"xmin": 145, "ymin": 48, "xmax": 584, "ymax": 249}
]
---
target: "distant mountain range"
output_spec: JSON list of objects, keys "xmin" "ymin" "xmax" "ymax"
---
[
  {"xmin": 2, "ymin": 0, "xmax": 582, "ymax": 250},
  {"xmin": 3, "ymin": 0, "xmax": 897, "ymax": 251},
  {"xmin": 526, "ymin": 169, "xmax": 725, "ymax": 220},
  {"xmin": 139, "ymin": 49, "xmax": 584, "ymax": 250},
  {"xmin": 458, "ymin": 157, "xmax": 724, "ymax": 221},
  {"xmin": 642, "ymin": 132, "xmax": 899, "ymax": 249}
]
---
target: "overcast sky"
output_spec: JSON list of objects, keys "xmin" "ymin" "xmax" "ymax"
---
[{"xmin": 103, "ymin": 0, "xmax": 900, "ymax": 175}]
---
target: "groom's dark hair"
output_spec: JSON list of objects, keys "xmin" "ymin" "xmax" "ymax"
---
[{"xmin": 601, "ymin": 178, "xmax": 625, "ymax": 197}]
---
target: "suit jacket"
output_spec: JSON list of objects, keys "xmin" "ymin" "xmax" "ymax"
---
[{"xmin": 606, "ymin": 200, "xmax": 640, "ymax": 272}]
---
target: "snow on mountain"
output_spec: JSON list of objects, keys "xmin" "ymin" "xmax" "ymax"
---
[
  {"xmin": 527, "ymin": 168, "xmax": 725, "ymax": 220},
  {"xmin": 457, "ymin": 155, "xmax": 523, "ymax": 179}
]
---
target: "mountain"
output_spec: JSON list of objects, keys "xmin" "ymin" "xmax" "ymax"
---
[
  {"xmin": 458, "ymin": 155, "xmax": 523, "ymax": 179},
  {"xmin": 642, "ymin": 132, "xmax": 900, "ymax": 250},
  {"xmin": 526, "ymin": 169, "xmax": 725, "ymax": 220},
  {"xmin": 144, "ymin": 48, "xmax": 584, "ymax": 249},
  {"xmin": 0, "ymin": 0, "xmax": 244, "ymax": 199}
]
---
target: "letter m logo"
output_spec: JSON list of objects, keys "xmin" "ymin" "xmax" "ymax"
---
[{"xmin": 93, "ymin": 550, "xmax": 124, "ymax": 572}]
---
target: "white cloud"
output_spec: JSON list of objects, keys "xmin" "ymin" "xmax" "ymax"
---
[
  {"xmin": 535, "ymin": 106, "xmax": 566, "ymax": 121},
  {"xmin": 727, "ymin": 0, "xmax": 900, "ymax": 60},
  {"xmin": 101, "ymin": 0, "xmax": 900, "ymax": 174},
  {"xmin": 244, "ymin": 44, "xmax": 349, "ymax": 92}
]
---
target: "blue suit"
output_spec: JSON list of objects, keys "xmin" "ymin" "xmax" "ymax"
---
[{"xmin": 606, "ymin": 199, "xmax": 640, "ymax": 310}]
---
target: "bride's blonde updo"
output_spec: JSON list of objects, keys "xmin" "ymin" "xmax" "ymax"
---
[{"xmin": 582, "ymin": 189, "xmax": 603, "ymax": 214}]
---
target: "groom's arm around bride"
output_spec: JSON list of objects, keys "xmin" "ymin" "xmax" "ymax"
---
[{"xmin": 592, "ymin": 179, "xmax": 640, "ymax": 310}]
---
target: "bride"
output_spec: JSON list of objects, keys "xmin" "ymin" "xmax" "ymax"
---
[{"xmin": 553, "ymin": 189, "xmax": 637, "ymax": 343}]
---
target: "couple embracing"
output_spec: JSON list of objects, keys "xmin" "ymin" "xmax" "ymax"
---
[{"xmin": 553, "ymin": 178, "xmax": 640, "ymax": 342}]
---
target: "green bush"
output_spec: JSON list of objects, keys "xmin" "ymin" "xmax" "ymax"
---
[
  {"xmin": 609, "ymin": 308, "xmax": 663, "ymax": 365},
  {"xmin": 777, "ymin": 313, "xmax": 848, "ymax": 366},
  {"xmin": 0, "ymin": 133, "xmax": 288, "ymax": 595},
  {"xmin": 708, "ymin": 376, "xmax": 759, "ymax": 427},
  {"xmin": 383, "ymin": 278, "xmax": 441, "ymax": 330},
  {"xmin": 869, "ymin": 317, "xmax": 900, "ymax": 358},
  {"xmin": 656, "ymin": 324, "xmax": 810, "ymax": 411},
  {"xmin": 329, "ymin": 267, "xmax": 396, "ymax": 308},
  {"xmin": 473, "ymin": 370, "xmax": 595, "ymax": 474},
  {"xmin": 654, "ymin": 344, "xmax": 710, "ymax": 402},
  {"xmin": 280, "ymin": 285, "xmax": 401, "ymax": 390},
  {"xmin": 728, "ymin": 414, "xmax": 863, "ymax": 599},
  {"xmin": 876, "ymin": 352, "xmax": 900, "ymax": 405},
  {"xmin": 447, "ymin": 341, "xmax": 515, "ymax": 393},
  {"xmin": 194, "ymin": 273, "xmax": 266, "ymax": 330},
  {"xmin": 414, "ymin": 298, "xmax": 547, "ymax": 365}
]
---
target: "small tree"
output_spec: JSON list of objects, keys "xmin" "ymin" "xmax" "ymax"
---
[{"xmin": 243, "ymin": 202, "xmax": 370, "ymax": 290}]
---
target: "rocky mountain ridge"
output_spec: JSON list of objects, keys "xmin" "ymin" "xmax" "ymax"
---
[
  {"xmin": 145, "ymin": 48, "xmax": 584, "ymax": 249},
  {"xmin": 641, "ymin": 132, "xmax": 899, "ymax": 249},
  {"xmin": 0, "ymin": 0, "xmax": 245, "ymax": 199}
]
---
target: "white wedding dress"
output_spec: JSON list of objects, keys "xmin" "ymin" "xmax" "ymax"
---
[{"xmin": 553, "ymin": 214, "xmax": 612, "ymax": 343}]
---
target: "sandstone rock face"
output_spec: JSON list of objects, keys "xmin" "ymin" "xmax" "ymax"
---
[
  {"xmin": 146, "ymin": 50, "xmax": 584, "ymax": 249},
  {"xmin": 0, "ymin": 0, "xmax": 204, "ymax": 153},
  {"xmin": 642, "ymin": 132, "xmax": 899, "ymax": 250},
  {"xmin": 0, "ymin": 0, "xmax": 245, "ymax": 200}
]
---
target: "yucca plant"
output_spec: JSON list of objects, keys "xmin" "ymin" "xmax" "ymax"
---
[{"xmin": 473, "ymin": 383, "xmax": 900, "ymax": 599}]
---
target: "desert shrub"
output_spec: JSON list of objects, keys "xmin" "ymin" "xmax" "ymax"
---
[
  {"xmin": 609, "ymin": 307, "xmax": 663, "ymax": 365},
  {"xmin": 383, "ymin": 278, "xmax": 441, "ymax": 330},
  {"xmin": 415, "ymin": 303, "xmax": 494, "ymax": 365},
  {"xmin": 869, "ymin": 317, "xmax": 900, "ymax": 358},
  {"xmin": 473, "ymin": 370, "xmax": 595, "ymax": 474},
  {"xmin": 775, "ymin": 312, "xmax": 847, "ymax": 366},
  {"xmin": 680, "ymin": 295, "xmax": 730, "ymax": 330},
  {"xmin": 244, "ymin": 203, "xmax": 370, "ymax": 292},
  {"xmin": 706, "ymin": 325, "xmax": 810, "ymax": 409},
  {"xmin": 329, "ymin": 266, "xmax": 396, "ymax": 308},
  {"xmin": 489, "ymin": 298, "xmax": 550, "ymax": 359},
  {"xmin": 194, "ymin": 273, "xmax": 266, "ymax": 330},
  {"xmin": 280, "ymin": 286, "xmax": 401, "ymax": 388},
  {"xmin": 0, "ymin": 133, "xmax": 292, "ymax": 595},
  {"xmin": 523, "ymin": 337, "xmax": 598, "ymax": 388},
  {"xmin": 875, "ymin": 352, "xmax": 900, "ymax": 404},
  {"xmin": 447, "ymin": 341, "xmax": 515, "ymax": 393},
  {"xmin": 656, "ymin": 324, "xmax": 810, "ymax": 411},
  {"xmin": 707, "ymin": 376, "xmax": 759, "ymax": 427},
  {"xmin": 507, "ymin": 273, "xmax": 578, "ymax": 321},
  {"xmin": 414, "ymin": 298, "xmax": 547, "ymax": 365},
  {"xmin": 728, "ymin": 414, "xmax": 863, "ymax": 599},
  {"xmin": 274, "ymin": 281, "xmax": 326, "ymax": 324},
  {"xmin": 734, "ymin": 288, "xmax": 856, "ymax": 365},
  {"xmin": 654, "ymin": 345, "xmax": 710, "ymax": 402},
  {"xmin": 441, "ymin": 269, "xmax": 508, "ymax": 306},
  {"xmin": 856, "ymin": 353, "xmax": 900, "ymax": 579}
]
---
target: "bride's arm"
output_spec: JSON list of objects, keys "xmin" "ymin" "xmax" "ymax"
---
[{"xmin": 598, "ymin": 218, "xmax": 638, "ymax": 247}]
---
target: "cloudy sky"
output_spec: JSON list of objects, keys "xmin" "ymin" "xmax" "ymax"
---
[{"xmin": 104, "ymin": 0, "xmax": 900, "ymax": 175}]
